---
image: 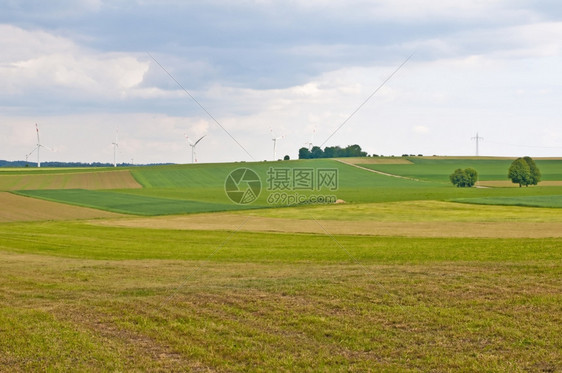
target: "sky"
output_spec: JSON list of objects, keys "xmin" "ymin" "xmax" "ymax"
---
[{"xmin": 1, "ymin": 0, "xmax": 561, "ymax": 164}]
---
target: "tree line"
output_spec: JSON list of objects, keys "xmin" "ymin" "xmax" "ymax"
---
[{"xmin": 298, "ymin": 144, "xmax": 367, "ymax": 159}]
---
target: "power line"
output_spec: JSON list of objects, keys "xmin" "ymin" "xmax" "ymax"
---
[
  {"xmin": 147, "ymin": 52, "xmax": 255, "ymax": 160},
  {"xmin": 319, "ymin": 52, "xmax": 414, "ymax": 148}
]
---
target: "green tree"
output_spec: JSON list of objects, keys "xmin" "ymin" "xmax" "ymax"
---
[
  {"xmin": 450, "ymin": 168, "xmax": 478, "ymax": 187},
  {"xmin": 523, "ymin": 156, "xmax": 541, "ymax": 185},
  {"xmin": 508, "ymin": 157, "xmax": 532, "ymax": 187},
  {"xmin": 298, "ymin": 147, "xmax": 311, "ymax": 159},
  {"xmin": 310, "ymin": 146, "xmax": 323, "ymax": 159},
  {"xmin": 464, "ymin": 167, "xmax": 478, "ymax": 186},
  {"xmin": 283, "ymin": 155, "xmax": 290, "ymax": 161}
]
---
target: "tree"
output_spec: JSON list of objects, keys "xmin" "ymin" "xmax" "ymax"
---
[
  {"xmin": 283, "ymin": 155, "xmax": 290, "ymax": 161},
  {"xmin": 523, "ymin": 156, "xmax": 541, "ymax": 185},
  {"xmin": 298, "ymin": 147, "xmax": 311, "ymax": 159},
  {"xmin": 310, "ymin": 146, "xmax": 323, "ymax": 159},
  {"xmin": 508, "ymin": 157, "xmax": 535, "ymax": 187},
  {"xmin": 464, "ymin": 168, "xmax": 478, "ymax": 187},
  {"xmin": 450, "ymin": 168, "xmax": 478, "ymax": 187}
]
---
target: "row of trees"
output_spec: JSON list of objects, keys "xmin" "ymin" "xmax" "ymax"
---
[
  {"xmin": 450, "ymin": 156, "xmax": 542, "ymax": 188},
  {"xmin": 298, "ymin": 144, "xmax": 367, "ymax": 159}
]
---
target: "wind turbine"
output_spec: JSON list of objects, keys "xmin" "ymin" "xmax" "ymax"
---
[
  {"xmin": 304, "ymin": 128, "xmax": 316, "ymax": 151},
  {"xmin": 112, "ymin": 128, "xmax": 119, "ymax": 167},
  {"xmin": 26, "ymin": 124, "xmax": 52, "ymax": 168},
  {"xmin": 270, "ymin": 129, "xmax": 284, "ymax": 161},
  {"xmin": 185, "ymin": 134, "xmax": 206, "ymax": 163}
]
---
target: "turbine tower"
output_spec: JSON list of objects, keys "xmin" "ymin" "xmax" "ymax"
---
[
  {"xmin": 471, "ymin": 132, "xmax": 484, "ymax": 157},
  {"xmin": 112, "ymin": 128, "xmax": 119, "ymax": 167},
  {"xmin": 305, "ymin": 128, "xmax": 316, "ymax": 150},
  {"xmin": 26, "ymin": 123, "xmax": 51, "ymax": 168},
  {"xmin": 271, "ymin": 129, "xmax": 284, "ymax": 161},
  {"xmin": 185, "ymin": 134, "xmax": 206, "ymax": 163}
]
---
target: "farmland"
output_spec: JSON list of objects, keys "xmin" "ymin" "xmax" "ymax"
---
[{"xmin": 0, "ymin": 157, "xmax": 561, "ymax": 371}]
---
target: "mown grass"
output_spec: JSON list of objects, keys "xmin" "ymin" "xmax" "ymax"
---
[
  {"xmin": 239, "ymin": 200, "xmax": 562, "ymax": 222},
  {"xmin": 0, "ymin": 221, "xmax": 560, "ymax": 263},
  {"xmin": 0, "ymin": 221, "xmax": 560, "ymax": 371},
  {"xmin": 2, "ymin": 159, "xmax": 561, "ymax": 371}
]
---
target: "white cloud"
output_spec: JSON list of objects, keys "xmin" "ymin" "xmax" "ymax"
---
[
  {"xmin": 413, "ymin": 125, "xmax": 429, "ymax": 134},
  {"xmin": 0, "ymin": 25, "xmax": 149, "ymax": 101}
]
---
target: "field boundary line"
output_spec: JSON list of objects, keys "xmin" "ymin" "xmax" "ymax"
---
[{"xmin": 335, "ymin": 159, "xmax": 423, "ymax": 182}]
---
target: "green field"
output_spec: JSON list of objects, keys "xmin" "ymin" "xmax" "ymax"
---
[
  {"xmin": 455, "ymin": 195, "xmax": 562, "ymax": 208},
  {"xmin": 14, "ymin": 189, "xmax": 248, "ymax": 216},
  {"xmin": 7, "ymin": 158, "xmax": 562, "ymax": 215},
  {"xmin": 359, "ymin": 157, "xmax": 562, "ymax": 182},
  {"xmin": 1, "ymin": 157, "xmax": 561, "ymax": 371}
]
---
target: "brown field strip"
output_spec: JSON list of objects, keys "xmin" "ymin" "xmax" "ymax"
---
[
  {"xmin": 479, "ymin": 180, "xmax": 562, "ymax": 187},
  {"xmin": 93, "ymin": 213, "xmax": 562, "ymax": 238},
  {"xmin": 0, "ymin": 192, "xmax": 124, "ymax": 222},
  {"xmin": 0, "ymin": 170, "xmax": 142, "ymax": 191},
  {"xmin": 337, "ymin": 157, "xmax": 413, "ymax": 165}
]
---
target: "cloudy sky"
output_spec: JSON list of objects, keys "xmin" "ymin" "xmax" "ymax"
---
[{"xmin": 1, "ymin": 0, "xmax": 561, "ymax": 164}]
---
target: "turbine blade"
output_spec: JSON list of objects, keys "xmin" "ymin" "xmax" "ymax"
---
[{"xmin": 193, "ymin": 135, "xmax": 206, "ymax": 147}]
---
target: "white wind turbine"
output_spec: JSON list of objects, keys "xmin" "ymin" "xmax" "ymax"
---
[
  {"xmin": 185, "ymin": 134, "xmax": 206, "ymax": 163},
  {"xmin": 304, "ymin": 127, "xmax": 316, "ymax": 150},
  {"xmin": 26, "ymin": 123, "xmax": 52, "ymax": 168},
  {"xmin": 270, "ymin": 129, "xmax": 284, "ymax": 161},
  {"xmin": 112, "ymin": 128, "xmax": 119, "ymax": 167}
]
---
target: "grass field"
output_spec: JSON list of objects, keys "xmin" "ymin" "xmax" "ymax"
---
[
  {"xmin": 359, "ymin": 157, "xmax": 562, "ymax": 183},
  {"xmin": 7, "ymin": 158, "xmax": 562, "ymax": 216},
  {"xmin": 1, "ymin": 157, "xmax": 561, "ymax": 371},
  {"xmin": 455, "ymin": 195, "xmax": 562, "ymax": 208}
]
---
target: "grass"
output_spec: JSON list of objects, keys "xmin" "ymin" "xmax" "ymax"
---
[
  {"xmin": 359, "ymin": 157, "xmax": 562, "ymax": 182},
  {"xmin": 234, "ymin": 200, "xmax": 562, "ymax": 222},
  {"xmin": 454, "ymin": 195, "xmax": 562, "ymax": 208},
  {"xmin": 14, "ymin": 189, "xmax": 247, "ymax": 216},
  {"xmin": 1, "ymin": 158, "xmax": 561, "ymax": 371},
  {"xmin": 11, "ymin": 159, "xmax": 562, "ymax": 215},
  {"xmin": 0, "ymin": 220, "xmax": 560, "ymax": 371}
]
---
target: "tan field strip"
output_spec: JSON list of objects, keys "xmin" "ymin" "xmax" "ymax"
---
[
  {"xmin": 93, "ymin": 212, "xmax": 562, "ymax": 238},
  {"xmin": 479, "ymin": 180, "xmax": 562, "ymax": 187},
  {"xmin": 0, "ymin": 192, "xmax": 123, "ymax": 222},
  {"xmin": 337, "ymin": 157, "xmax": 413, "ymax": 165},
  {"xmin": 0, "ymin": 170, "xmax": 142, "ymax": 191}
]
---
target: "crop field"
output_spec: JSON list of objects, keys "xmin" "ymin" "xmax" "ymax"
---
[
  {"xmin": 0, "ymin": 169, "xmax": 141, "ymax": 191},
  {"xmin": 1, "ymin": 157, "xmax": 561, "ymax": 371},
  {"xmin": 455, "ymin": 195, "xmax": 562, "ymax": 208},
  {"xmin": 359, "ymin": 157, "xmax": 562, "ymax": 183}
]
